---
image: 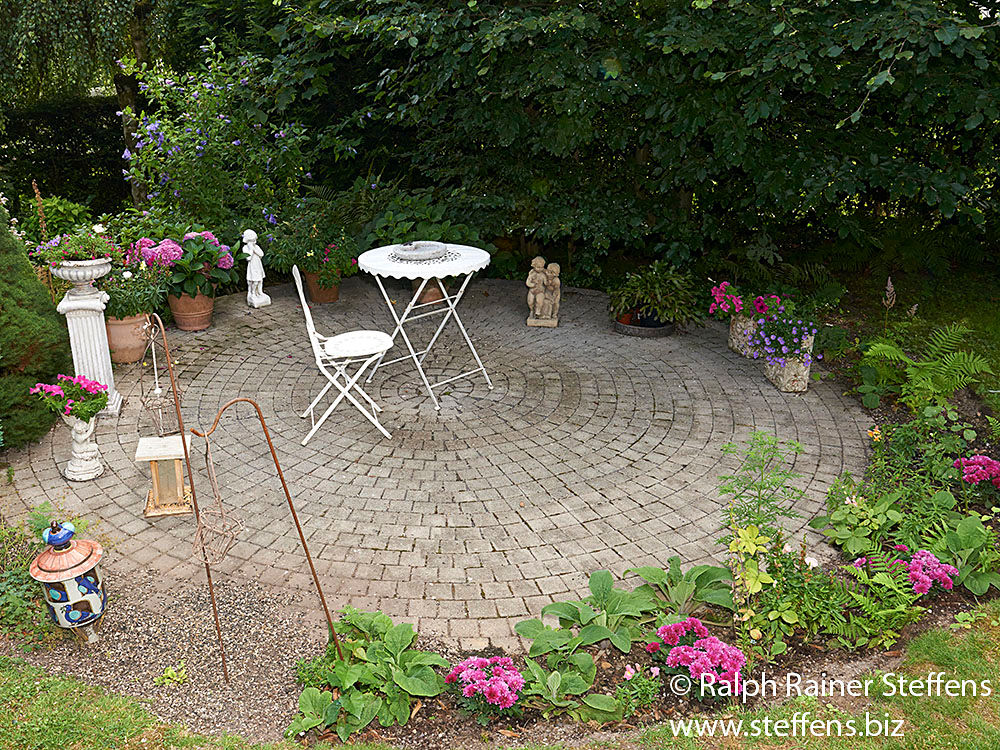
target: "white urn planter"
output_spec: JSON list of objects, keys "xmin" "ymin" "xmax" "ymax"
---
[
  {"xmin": 763, "ymin": 334, "xmax": 815, "ymax": 393},
  {"xmin": 53, "ymin": 258, "xmax": 122, "ymax": 416},
  {"xmin": 728, "ymin": 314, "xmax": 758, "ymax": 357},
  {"xmin": 60, "ymin": 415, "xmax": 104, "ymax": 481}
]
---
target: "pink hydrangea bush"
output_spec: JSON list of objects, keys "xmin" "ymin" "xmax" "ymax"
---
[
  {"xmin": 445, "ymin": 656, "xmax": 524, "ymax": 724},
  {"xmin": 645, "ymin": 617, "xmax": 745, "ymax": 698},
  {"xmin": 954, "ymin": 455, "xmax": 1000, "ymax": 490},
  {"xmin": 30, "ymin": 374, "xmax": 109, "ymax": 422}
]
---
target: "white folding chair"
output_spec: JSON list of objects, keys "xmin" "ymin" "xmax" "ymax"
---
[{"xmin": 291, "ymin": 266, "xmax": 394, "ymax": 444}]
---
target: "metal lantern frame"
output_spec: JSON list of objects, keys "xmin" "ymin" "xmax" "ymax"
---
[{"xmin": 144, "ymin": 313, "xmax": 344, "ymax": 680}]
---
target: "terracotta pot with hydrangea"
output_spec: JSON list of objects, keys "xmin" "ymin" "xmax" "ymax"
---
[{"xmin": 136, "ymin": 230, "xmax": 238, "ymax": 330}]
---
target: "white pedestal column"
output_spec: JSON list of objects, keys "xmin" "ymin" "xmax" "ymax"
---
[{"xmin": 56, "ymin": 283, "xmax": 122, "ymax": 417}]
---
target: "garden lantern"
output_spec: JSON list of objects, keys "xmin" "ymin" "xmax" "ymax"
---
[
  {"xmin": 29, "ymin": 521, "xmax": 106, "ymax": 643},
  {"xmin": 135, "ymin": 435, "xmax": 193, "ymax": 517}
]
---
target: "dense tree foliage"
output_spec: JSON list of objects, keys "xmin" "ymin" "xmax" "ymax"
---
[{"xmin": 279, "ymin": 0, "xmax": 998, "ymax": 282}]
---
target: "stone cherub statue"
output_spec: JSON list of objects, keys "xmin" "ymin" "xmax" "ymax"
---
[
  {"xmin": 243, "ymin": 229, "xmax": 271, "ymax": 308},
  {"xmin": 526, "ymin": 255, "xmax": 560, "ymax": 327}
]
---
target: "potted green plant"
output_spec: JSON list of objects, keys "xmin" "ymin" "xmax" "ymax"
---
[
  {"xmin": 271, "ymin": 203, "xmax": 360, "ymax": 303},
  {"xmin": 30, "ymin": 374, "xmax": 109, "ymax": 481},
  {"xmin": 142, "ymin": 232, "xmax": 236, "ymax": 330},
  {"xmin": 749, "ymin": 306, "xmax": 820, "ymax": 392},
  {"xmin": 99, "ymin": 246, "xmax": 169, "ymax": 362},
  {"xmin": 609, "ymin": 261, "xmax": 704, "ymax": 337},
  {"xmin": 30, "ymin": 229, "xmax": 117, "ymax": 286},
  {"xmin": 301, "ymin": 234, "xmax": 360, "ymax": 303}
]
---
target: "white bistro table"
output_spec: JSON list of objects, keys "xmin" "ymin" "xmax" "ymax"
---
[{"xmin": 357, "ymin": 242, "xmax": 494, "ymax": 410}]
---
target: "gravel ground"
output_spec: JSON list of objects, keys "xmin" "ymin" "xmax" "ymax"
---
[{"xmin": 1, "ymin": 567, "xmax": 327, "ymax": 742}]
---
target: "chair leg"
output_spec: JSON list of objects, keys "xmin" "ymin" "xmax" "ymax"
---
[
  {"xmin": 301, "ymin": 380, "xmax": 334, "ymax": 420},
  {"xmin": 300, "ymin": 357, "xmax": 391, "ymax": 445}
]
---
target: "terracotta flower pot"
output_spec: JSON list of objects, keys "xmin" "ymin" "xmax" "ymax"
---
[
  {"xmin": 412, "ymin": 278, "xmax": 445, "ymax": 304},
  {"xmin": 303, "ymin": 271, "xmax": 340, "ymax": 304},
  {"xmin": 105, "ymin": 314, "xmax": 148, "ymax": 363},
  {"xmin": 167, "ymin": 292, "xmax": 215, "ymax": 331}
]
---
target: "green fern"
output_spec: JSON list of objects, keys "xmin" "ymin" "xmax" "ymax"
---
[
  {"xmin": 861, "ymin": 324, "xmax": 994, "ymax": 411},
  {"xmin": 986, "ymin": 415, "xmax": 1000, "ymax": 442}
]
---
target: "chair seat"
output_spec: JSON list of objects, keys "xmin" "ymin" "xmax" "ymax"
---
[{"xmin": 323, "ymin": 330, "xmax": 393, "ymax": 359}]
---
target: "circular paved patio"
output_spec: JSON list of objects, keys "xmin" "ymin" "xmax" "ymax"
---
[{"xmin": 5, "ymin": 277, "xmax": 870, "ymax": 646}]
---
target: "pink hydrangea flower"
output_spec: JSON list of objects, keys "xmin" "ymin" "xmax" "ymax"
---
[
  {"xmin": 149, "ymin": 239, "xmax": 183, "ymax": 266},
  {"xmin": 217, "ymin": 251, "xmax": 234, "ymax": 270}
]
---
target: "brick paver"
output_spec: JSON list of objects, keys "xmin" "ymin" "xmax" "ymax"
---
[{"xmin": 3, "ymin": 277, "xmax": 870, "ymax": 646}]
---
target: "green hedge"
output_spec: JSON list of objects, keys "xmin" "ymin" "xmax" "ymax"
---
[
  {"xmin": 0, "ymin": 208, "xmax": 71, "ymax": 451},
  {"xmin": 0, "ymin": 96, "xmax": 128, "ymax": 219}
]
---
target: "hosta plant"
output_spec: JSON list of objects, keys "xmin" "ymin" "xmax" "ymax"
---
[
  {"xmin": 627, "ymin": 557, "xmax": 734, "ymax": 617},
  {"xmin": 288, "ymin": 608, "xmax": 448, "ymax": 742}
]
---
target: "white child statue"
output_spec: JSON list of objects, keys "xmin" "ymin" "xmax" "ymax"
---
[{"xmin": 243, "ymin": 229, "xmax": 271, "ymax": 308}]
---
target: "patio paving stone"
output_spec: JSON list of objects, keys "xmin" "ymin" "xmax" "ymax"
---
[{"xmin": 2, "ymin": 277, "xmax": 870, "ymax": 643}]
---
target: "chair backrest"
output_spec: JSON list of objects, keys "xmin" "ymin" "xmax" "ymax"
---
[{"xmin": 291, "ymin": 266, "xmax": 327, "ymax": 362}]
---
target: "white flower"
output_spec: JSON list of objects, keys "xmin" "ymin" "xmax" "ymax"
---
[
  {"xmin": 122, "ymin": 270, "xmax": 133, "ymax": 280},
  {"xmin": 782, "ymin": 543, "xmax": 794, "ymax": 554},
  {"xmin": 804, "ymin": 556, "xmax": 820, "ymax": 569},
  {"xmin": 92, "ymin": 223, "xmax": 106, "ymax": 233}
]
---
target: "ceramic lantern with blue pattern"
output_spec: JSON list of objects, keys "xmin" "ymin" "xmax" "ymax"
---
[{"xmin": 29, "ymin": 521, "xmax": 106, "ymax": 642}]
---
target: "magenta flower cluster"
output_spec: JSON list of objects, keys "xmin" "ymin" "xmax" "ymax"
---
[
  {"xmin": 708, "ymin": 281, "xmax": 743, "ymax": 318},
  {"xmin": 645, "ymin": 618, "xmax": 746, "ymax": 694},
  {"xmin": 665, "ymin": 636, "xmax": 746, "ymax": 693},
  {"xmin": 752, "ymin": 294, "xmax": 782, "ymax": 314},
  {"xmin": 30, "ymin": 374, "xmax": 108, "ymax": 418},
  {"xmin": 852, "ymin": 548, "xmax": 957, "ymax": 595},
  {"xmin": 709, "ymin": 283, "xmax": 783, "ymax": 320},
  {"xmin": 445, "ymin": 656, "xmax": 524, "ymax": 710},
  {"xmin": 645, "ymin": 617, "xmax": 709, "ymax": 653},
  {"xmin": 906, "ymin": 550, "xmax": 958, "ymax": 595},
  {"xmin": 953, "ymin": 455, "xmax": 1000, "ymax": 489}
]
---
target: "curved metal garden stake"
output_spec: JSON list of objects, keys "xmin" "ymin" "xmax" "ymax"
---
[
  {"xmin": 144, "ymin": 313, "xmax": 231, "ymax": 682},
  {"xmin": 191, "ymin": 398, "xmax": 344, "ymax": 661}
]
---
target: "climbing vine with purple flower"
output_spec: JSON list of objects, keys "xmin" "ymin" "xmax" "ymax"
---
[{"xmin": 119, "ymin": 41, "xmax": 312, "ymax": 238}]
